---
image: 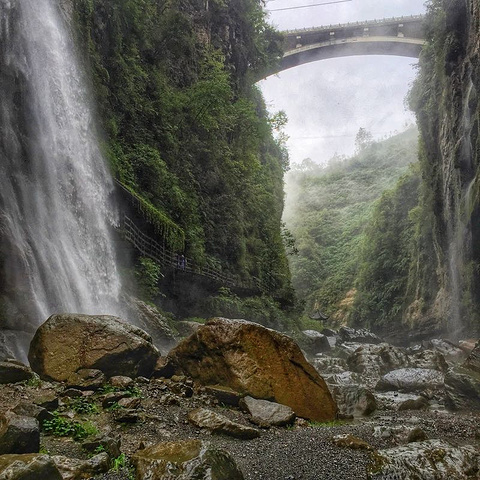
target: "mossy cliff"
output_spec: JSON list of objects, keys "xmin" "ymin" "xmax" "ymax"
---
[
  {"xmin": 70, "ymin": 0, "xmax": 293, "ymax": 302},
  {"xmin": 353, "ymin": 0, "xmax": 480, "ymax": 340}
]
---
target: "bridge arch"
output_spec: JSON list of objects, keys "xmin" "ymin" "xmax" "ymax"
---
[{"xmin": 274, "ymin": 15, "xmax": 425, "ymax": 74}]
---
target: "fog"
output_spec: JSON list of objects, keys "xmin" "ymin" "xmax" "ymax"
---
[{"xmin": 259, "ymin": 0, "xmax": 426, "ymax": 165}]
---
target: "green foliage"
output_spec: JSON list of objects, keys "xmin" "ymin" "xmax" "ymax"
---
[
  {"xmin": 71, "ymin": 397, "xmax": 98, "ymax": 415},
  {"xmin": 73, "ymin": 0, "xmax": 292, "ymax": 302},
  {"xmin": 284, "ymin": 129, "xmax": 419, "ymax": 321},
  {"xmin": 352, "ymin": 167, "xmax": 421, "ymax": 328},
  {"xmin": 42, "ymin": 412, "xmax": 98, "ymax": 441},
  {"xmin": 203, "ymin": 287, "xmax": 290, "ymax": 329},
  {"xmin": 135, "ymin": 257, "xmax": 162, "ymax": 301}
]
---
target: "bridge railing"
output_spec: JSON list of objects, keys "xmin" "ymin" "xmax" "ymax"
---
[{"xmin": 283, "ymin": 15, "xmax": 425, "ymax": 35}]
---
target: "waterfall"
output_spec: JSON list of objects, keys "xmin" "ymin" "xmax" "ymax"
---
[
  {"xmin": 446, "ymin": 78, "xmax": 476, "ymax": 339},
  {"xmin": 0, "ymin": 0, "xmax": 124, "ymax": 359}
]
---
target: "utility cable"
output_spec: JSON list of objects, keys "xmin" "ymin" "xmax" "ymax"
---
[{"xmin": 269, "ymin": 0, "xmax": 352, "ymax": 12}]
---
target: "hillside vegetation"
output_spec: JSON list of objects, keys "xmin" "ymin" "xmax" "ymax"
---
[
  {"xmin": 284, "ymin": 128, "xmax": 419, "ymax": 326},
  {"xmin": 72, "ymin": 0, "xmax": 293, "ymax": 305}
]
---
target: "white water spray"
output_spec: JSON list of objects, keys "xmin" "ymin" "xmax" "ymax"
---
[{"xmin": 0, "ymin": 0, "xmax": 124, "ymax": 357}]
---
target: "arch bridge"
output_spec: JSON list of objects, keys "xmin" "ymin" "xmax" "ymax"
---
[{"xmin": 277, "ymin": 15, "xmax": 425, "ymax": 73}]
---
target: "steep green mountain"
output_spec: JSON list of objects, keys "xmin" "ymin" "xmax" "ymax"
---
[
  {"xmin": 71, "ymin": 0, "xmax": 293, "ymax": 305},
  {"xmin": 284, "ymin": 128, "xmax": 419, "ymax": 324}
]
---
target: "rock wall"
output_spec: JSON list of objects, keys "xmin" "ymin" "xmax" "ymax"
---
[{"xmin": 405, "ymin": 0, "xmax": 480, "ymax": 339}]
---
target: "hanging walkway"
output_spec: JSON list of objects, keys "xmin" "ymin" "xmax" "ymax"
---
[{"xmin": 116, "ymin": 179, "xmax": 278, "ymax": 294}]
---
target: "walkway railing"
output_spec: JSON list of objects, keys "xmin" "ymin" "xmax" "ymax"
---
[{"xmin": 121, "ymin": 214, "xmax": 252, "ymax": 290}]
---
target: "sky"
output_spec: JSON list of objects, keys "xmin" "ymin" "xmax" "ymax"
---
[{"xmin": 259, "ymin": 0, "xmax": 427, "ymax": 165}]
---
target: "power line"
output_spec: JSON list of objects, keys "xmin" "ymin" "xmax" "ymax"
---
[{"xmin": 269, "ymin": 0, "xmax": 352, "ymax": 12}]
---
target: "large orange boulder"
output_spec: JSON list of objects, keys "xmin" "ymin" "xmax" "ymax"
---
[
  {"xmin": 28, "ymin": 314, "xmax": 160, "ymax": 381},
  {"xmin": 168, "ymin": 318, "xmax": 337, "ymax": 421}
]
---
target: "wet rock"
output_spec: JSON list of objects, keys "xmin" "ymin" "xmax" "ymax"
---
[
  {"xmin": 367, "ymin": 440, "xmax": 479, "ymax": 479},
  {"xmin": 168, "ymin": 318, "xmax": 337, "ymax": 422},
  {"xmin": 407, "ymin": 427, "xmax": 429, "ymax": 443},
  {"xmin": 28, "ymin": 314, "xmax": 160, "ymax": 381},
  {"xmin": 0, "ymin": 412, "xmax": 39, "ymax": 454},
  {"xmin": 397, "ymin": 396, "xmax": 429, "ymax": 411},
  {"xmin": 102, "ymin": 391, "xmax": 130, "ymax": 409},
  {"xmin": 239, "ymin": 396, "xmax": 295, "ymax": 427},
  {"xmin": 333, "ymin": 434, "xmax": 373, "ymax": 451},
  {"xmin": 423, "ymin": 339, "xmax": 466, "ymax": 362},
  {"xmin": 312, "ymin": 356, "xmax": 348, "ymax": 375},
  {"xmin": 339, "ymin": 327, "xmax": 382, "ymax": 344},
  {"xmin": 0, "ymin": 454, "xmax": 62, "ymax": 479},
  {"xmin": 331, "ymin": 385, "xmax": 376, "ymax": 417},
  {"xmin": 324, "ymin": 371, "xmax": 361, "ymax": 386},
  {"xmin": 132, "ymin": 439, "xmax": 244, "ymax": 480},
  {"xmin": 66, "ymin": 368, "xmax": 105, "ymax": 391},
  {"xmin": 0, "ymin": 360, "xmax": 34, "ymax": 384},
  {"xmin": 297, "ymin": 330, "xmax": 331, "ymax": 355},
  {"xmin": 33, "ymin": 393, "xmax": 58, "ymax": 411},
  {"xmin": 153, "ymin": 357, "xmax": 176, "ymax": 379},
  {"xmin": 463, "ymin": 340, "xmax": 480, "ymax": 373},
  {"xmin": 52, "ymin": 453, "xmax": 110, "ymax": 479},
  {"xmin": 347, "ymin": 343, "xmax": 409, "ymax": 381},
  {"xmin": 187, "ymin": 408, "xmax": 260, "ymax": 439},
  {"xmin": 176, "ymin": 321, "xmax": 202, "ymax": 338},
  {"xmin": 444, "ymin": 368, "xmax": 480, "ymax": 411},
  {"xmin": 123, "ymin": 296, "xmax": 177, "ymax": 352},
  {"xmin": 11, "ymin": 402, "xmax": 53, "ymax": 424},
  {"xmin": 109, "ymin": 376, "xmax": 133, "ymax": 389},
  {"xmin": 409, "ymin": 350, "xmax": 448, "ymax": 372},
  {"xmin": 375, "ymin": 368, "xmax": 444, "ymax": 393},
  {"xmin": 117, "ymin": 397, "xmax": 141, "ymax": 409},
  {"xmin": 113, "ymin": 409, "xmax": 139, "ymax": 423},
  {"xmin": 82, "ymin": 435, "xmax": 121, "ymax": 459},
  {"xmin": 204, "ymin": 385, "xmax": 243, "ymax": 407}
]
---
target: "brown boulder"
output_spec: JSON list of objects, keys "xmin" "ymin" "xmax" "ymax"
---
[
  {"xmin": 168, "ymin": 318, "xmax": 337, "ymax": 422},
  {"xmin": 28, "ymin": 314, "xmax": 160, "ymax": 381}
]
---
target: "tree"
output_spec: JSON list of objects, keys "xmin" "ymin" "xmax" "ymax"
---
[{"xmin": 355, "ymin": 127, "xmax": 373, "ymax": 152}]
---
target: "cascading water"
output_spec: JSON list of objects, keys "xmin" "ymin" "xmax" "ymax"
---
[
  {"xmin": 0, "ymin": 0, "xmax": 124, "ymax": 360},
  {"xmin": 446, "ymin": 77, "xmax": 476, "ymax": 339}
]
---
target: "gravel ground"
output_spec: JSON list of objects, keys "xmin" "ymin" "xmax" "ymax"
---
[{"xmin": 2, "ymin": 380, "xmax": 480, "ymax": 480}]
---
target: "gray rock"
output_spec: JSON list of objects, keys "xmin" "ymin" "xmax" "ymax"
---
[
  {"xmin": 348, "ymin": 343, "xmax": 409, "ymax": 384},
  {"xmin": 204, "ymin": 385, "xmax": 243, "ymax": 406},
  {"xmin": 28, "ymin": 314, "xmax": 160, "ymax": 381},
  {"xmin": 397, "ymin": 396, "xmax": 429, "ymax": 411},
  {"xmin": 375, "ymin": 368, "xmax": 444, "ymax": 393},
  {"xmin": 409, "ymin": 349, "xmax": 448, "ymax": 372},
  {"xmin": 0, "ymin": 412, "xmax": 39, "ymax": 454},
  {"xmin": 109, "ymin": 376, "xmax": 133, "ymax": 389},
  {"xmin": 331, "ymin": 385, "xmax": 376, "ymax": 417},
  {"xmin": 298, "ymin": 330, "xmax": 331, "ymax": 355},
  {"xmin": 239, "ymin": 396, "xmax": 295, "ymax": 427},
  {"xmin": 102, "ymin": 392, "xmax": 130, "ymax": 409},
  {"xmin": 33, "ymin": 393, "xmax": 58, "ymax": 411},
  {"xmin": 0, "ymin": 454, "xmax": 62, "ymax": 479},
  {"xmin": 187, "ymin": 408, "xmax": 260, "ymax": 439},
  {"xmin": 52, "ymin": 453, "xmax": 110, "ymax": 479},
  {"xmin": 117, "ymin": 397, "xmax": 141, "ymax": 409},
  {"xmin": 11, "ymin": 402, "xmax": 53, "ymax": 424},
  {"xmin": 82, "ymin": 435, "xmax": 121, "ymax": 459},
  {"xmin": 123, "ymin": 296, "xmax": 177, "ymax": 352},
  {"xmin": 66, "ymin": 368, "xmax": 106, "ymax": 390},
  {"xmin": 312, "ymin": 356, "xmax": 348, "ymax": 375},
  {"xmin": 0, "ymin": 361, "xmax": 34, "ymax": 384},
  {"xmin": 444, "ymin": 368, "xmax": 480, "ymax": 411},
  {"xmin": 113, "ymin": 409, "xmax": 139, "ymax": 423},
  {"xmin": 132, "ymin": 439, "xmax": 244, "ymax": 480},
  {"xmin": 367, "ymin": 440, "xmax": 480, "ymax": 479},
  {"xmin": 463, "ymin": 340, "xmax": 480, "ymax": 373},
  {"xmin": 324, "ymin": 371, "xmax": 361, "ymax": 386},
  {"xmin": 339, "ymin": 327, "xmax": 382, "ymax": 344},
  {"xmin": 424, "ymin": 339, "xmax": 467, "ymax": 362}
]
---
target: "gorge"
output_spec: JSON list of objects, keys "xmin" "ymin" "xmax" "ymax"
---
[{"xmin": 0, "ymin": 0, "xmax": 479, "ymax": 479}]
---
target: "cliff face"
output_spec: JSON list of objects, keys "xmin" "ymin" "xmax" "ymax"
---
[{"xmin": 405, "ymin": 0, "xmax": 480, "ymax": 338}]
